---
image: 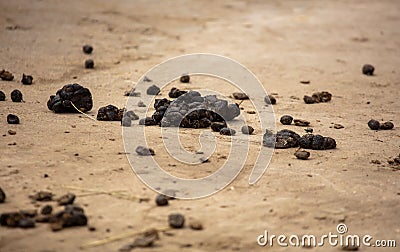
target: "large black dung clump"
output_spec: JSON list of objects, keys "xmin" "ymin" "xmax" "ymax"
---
[{"xmin": 47, "ymin": 83, "xmax": 93, "ymax": 113}]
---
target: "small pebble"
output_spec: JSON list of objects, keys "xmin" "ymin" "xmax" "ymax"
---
[
  {"xmin": 180, "ymin": 75, "xmax": 190, "ymax": 83},
  {"xmin": 241, "ymin": 125, "xmax": 254, "ymax": 135},
  {"xmin": 136, "ymin": 146, "xmax": 155, "ymax": 156},
  {"xmin": 7, "ymin": 114, "xmax": 20, "ymax": 124},
  {"xmin": 21, "ymin": 74, "xmax": 33, "ymax": 85},
  {"xmin": 155, "ymin": 194, "xmax": 169, "ymax": 206},
  {"xmin": 280, "ymin": 115, "xmax": 293, "ymax": 125},
  {"xmin": 168, "ymin": 213, "xmax": 185, "ymax": 229},
  {"xmin": 220, "ymin": 127, "xmax": 236, "ymax": 136},
  {"xmin": 367, "ymin": 119, "xmax": 380, "ymax": 130},
  {"xmin": 146, "ymin": 85, "xmax": 160, "ymax": 95},
  {"xmin": 8, "ymin": 130, "xmax": 16, "ymax": 135},
  {"xmin": 0, "ymin": 90, "xmax": 5, "ymax": 101},
  {"xmin": 294, "ymin": 150, "xmax": 310, "ymax": 160},
  {"xmin": 362, "ymin": 64, "xmax": 374, "ymax": 76},
  {"xmin": 11, "ymin": 89, "xmax": 23, "ymax": 102},
  {"xmin": 57, "ymin": 193, "xmax": 76, "ymax": 205},
  {"xmin": 232, "ymin": 92, "xmax": 249, "ymax": 100},
  {"xmin": 41, "ymin": 205, "xmax": 53, "ymax": 215},
  {"xmin": 304, "ymin": 128, "xmax": 313, "ymax": 133},
  {"xmin": 333, "ymin": 123, "xmax": 344, "ymax": 129},
  {"xmin": 294, "ymin": 119, "xmax": 310, "ymax": 127},
  {"xmin": 85, "ymin": 59, "xmax": 94, "ymax": 69},
  {"xmin": 82, "ymin": 45, "xmax": 93, "ymax": 54},
  {"xmin": 137, "ymin": 101, "xmax": 146, "ymax": 107},
  {"xmin": 264, "ymin": 95, "xmax": 276, "ymax": 105},
  {"xmin": 189, "ymin": 220, "xmax": 203, "ymax": 230},
  {"xmin": 18, "ymin": 218, "xmax": 35, "ymax": 228},
  {"xmin": 121, "ymin": 117, "xmax": 132, "ymax": 127},
  {"xmin": 211, "ymin": 122, "xmax": 227, "ymax": 132}
]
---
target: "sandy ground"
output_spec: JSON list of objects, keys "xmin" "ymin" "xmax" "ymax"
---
[{"xmin": 1, "ymin": 0, "xmax": 400, "ymax": 251}]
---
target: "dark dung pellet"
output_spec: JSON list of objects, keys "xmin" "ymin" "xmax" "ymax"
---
[
  {"xmin": 264, "ymin": 95, "xmax": 276, "ymax": 105},
  {"xmin": 380, "ymin": 121, "xmax": 394, "ymax": 130},
  {"xmin": 294, "ymin": 150, "xmax": 310, "ymax": 160},
  {"xmin": 47, "ymin": 83, "xmax": 93, "ymax": 113},
  {"xmin": 220, "ymin": 127, "xmax": 236, "ymax": 136},
  {"xmin": 303, "ymin": 95, "xmax": 315, "ymax": 104},
  {"xmin": 7, "ymin": 114, "xmax": 20, "ymax": 124},
  {"xmin": 11, "ymin": 89, "xmax": 23, "ymax": 102},
  {"xmin": 280, "ymin": 115, "xmax": 293, "ymax": 125},
  {"xmin": 241, "ymin": 125, "xmax": 254, "ymax": 135},
  {"xmin": 136, "ymin": 146, "xmax": 155, "ymax": 156},
  {"xmin": 155, "ymin": 194, "xmax": 169, "ymax": 206},
  {"xmin": 21, "ymin": 74, "xmax": 33, "ymax": 85},
  {"xmin": 211, "ymin": 122, "xmax": 227, "ymax": 132},
  {"xmin": 180, "ymin": 75, "xmax": 190, "ymax": 83},
  {"xmin": 18, "ymin": 218, "xmax": 35, "ymax": 228},
  {"xmin": 368, "ymin": 119, "xmax": 380, "ymax": 130},
  {"xmin": 362, "ymin": 64, "xmax": 374, "ymax": 76},
  {"xmin": 83, "ymin": 45, "xmax": 93, "ymax": 54},
  {"xmin": 121, "ymin": 116, "xmax": 132, "ymax": 127},
  {"xmin": 0, "ymin": 91, "xmax": 5, "ymax": 101},
  {"xmin": 0, "ymin": 70, "xmax": 14, "ymax": 81},
  {"xmin": 0, "ymin": 187, "xmax": 6, "ymax": 203},
  {"xmin": 85, "ymin": 59, "xmax": 94, "ymax": 69},
  {"xmin": 168, "ymin": 213, "xmax": 185, "ymax": 229},
  {"xmin": 232, "ymin": 92, "xmax": 249, "ymax": 100},
  {"xmin": 41, "ymin": 205, "xmax": 53, "ymax": 215},
  {"xmin": 97, "ymin": 105, "xmax": 123, "ymax": 121},
  {"xmin": 57, "ymin": 193, "xmax": 76, "ymax": 205}
]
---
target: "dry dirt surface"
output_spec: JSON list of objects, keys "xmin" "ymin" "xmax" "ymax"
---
[{"xmin": 1, "ymin": 0, "xmax": 400, "ymax": 251}]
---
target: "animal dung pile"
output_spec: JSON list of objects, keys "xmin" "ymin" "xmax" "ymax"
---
[
  {"xmin": 303, "ymin": 91, "xmax": 332, "ymax": 104},
  {"xmin": 47, "ymin": 83, "xmax": 93, "ymax": 113}
]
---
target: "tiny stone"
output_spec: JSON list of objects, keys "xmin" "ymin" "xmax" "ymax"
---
[
  {"xmin": 121, "ymin": 117, "xmax": 132, "ymax": 127},
  {"xmin": 333, "ymin": 123, "xmax": 344, "ymax": 129},
  {"xmin": 380, "ymin": 121, "xmax": 394, "ymax": 130},
  {"xmin": 85, "ymin": 59, "xmax": 94, "ymax": 69},
  {"xmin": 11, "ymin": 89, "xmax": 23, "ymax": 102},
  {"xmin": 280, "ymin": 115, "xmax": 293, "ymax": 125},
  {"xmin": 189, "ymin": 220, "xmax": 203, "ymax": 230},
  {"xmin": 82, "ymin": 45, "xmax": 93, "ymax": 54},
  {"xmin": 241, "ymin": 125, "xmax": 254, "ymax": 135},
  {"xmin": 30, "ymin": 191, "xmax": 53, "ymax": 201},
  {"xmin": 155, "ymin": 194, "xmax": 169, "ymax": 206},
  {"xmin": 137, "ymin": 101, "xmax": 146, "ymax": 107},
  {"xmin": 0, "ymin": 90, "xmax": 5, "ymax": 101},
  {"xmin": 7, "ymin": 114, "xmax": 20, "ymax": 124},
  {"xmin": 368, "ymin": 119, "xmax": 380, "ymax": 130},
  {"xmin": 293, "ymin": 119, "xmax": 310, "ymax": 127},
  {"xmin": 136, "ymin": 146, "xmax": 155, "ymax": 156},
  {"xmin": 264, "ymin": 95, "xmax": 276, "ymax": 105},
  {"xmin": 8, "ymin": 130, "xmax": 16, "ymax": 135},
  {"xmin": 211, "ymin": 122, "xmax": 227, "ymax": 132},
  {"xmin": 294, "ymin": 150, "xmax": 310, "ymax": 160},
  {"xmin": 168, "ymin": 213, "xmax": 185, "ymax": 229},
  {"xmin": 362, "ymin": 64, "xmax": 374, "ymax": 76},
  {"xmin": 57, "ymin": 193, "xmax": 76, "ymax": 205},
  {"xmin": 88, "ymin": 226, "xmax": 96, "ymax": 231},
  {"xmin": 21, "ymin": 74, "xmax": 33, "ymax": 85},
  {"xmin": 180, "ymin": 75, "xmax": 190, "ymax": 83},
  {"xmin": 232, "ymin": 92, "xmax": 249, "ymax": 100},
  {"xmin": 146, "ymin": 85, "xmax": 160, "ymax": 95}
]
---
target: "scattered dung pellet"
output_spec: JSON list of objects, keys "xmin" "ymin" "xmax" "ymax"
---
[
  {"xmin": 88, "ymin": 226, "xmax": 96, "ymax": 231},
  {"xmin": 121, "ymin": 116, "xmax": 131, "ymax": 127},
  {"xmin": 41, "ymin": 205, "xmax": 53, "ymax": 215},
  {"xmin": 264, "ymin": 95, "xmax": 276, "ymax": 105},
  {"xmin": 241, "ymin": 125, "xmax": 254, "ymax": 135},
  {"xmin": 120, "ymin": 229, "xmax": 159, "ymax": 251},
  {"xmin": 137, "ymin": 101, "xmax": 146, "ymax": 107},
  {"xmin": 168, "ymin": 213, "xmax": 185, "ymax": 229},
  {"xmin": 294, "ymin": 150, "xmax": 310, "ymax": 160},
  {"xmin": 0, "ymin": 212, "xmax": 24, "ymax": 227},
  {"xmin": 18, "ymin": 218, "xmax": 35, "ymax": 228},
  {"xmin": 139, "ymin": 117, "xmax": 158, "ymax": 126},
  {"xmin": 136, "ymin": 146, "xmax": 155, "ymax": 156},
  {"xmin": 367, "ymin": 119, "xmax": 380, "ymax": 130},
  {"xmin": 155, "ymin": 194, "xmax": 169, "ymax": 206},
  {"xmin": 220, "ymin": 127, "xmax": 236, "ymax": 136},
  {"xmin": 8, "ymin": 129, "xmax": 16, "ymax": 135},
  {"xmin": 341, "ymin": 244, "xmax": 359, "ymax": 251},
  {"xmin": 19, "ymin": 209, "xmax": 37, "ymax": 218},
  {"xmin": 298, "ymin": 134, "xmax": 336, "ymax": 150},
  {"xmin": 97, "ymin": 105, "xmax": 123, "ymax": 121},
  {"xmin": 232, "ymin": 92, "xmax": 249, "ymax": 100},
  {"xmin": 21, "ymin": 74, "xmax": 33, "ymax": 85},
  {"xmin": 0, "ymin": 90, "xmax": 5, "ymax": 101},
  {"xmin": 189, "ymin": 220, "xmax": 203, "ymax": 230},
  {"xmin": 29, "ymin": 191, "xmax": 53, "ymax": 201},
  {"xmin": 263, "ymin": 129, "xmax": 300, "ymax": 149},
  {"xmin": 380, "ymin": 121, "xmax": 394, "ymax": 130},
  {"xmin": 57, "ymin": 193, "xmax": 76, "ymax": 205},
  {"xmin": 362, "ymin": 64, "xmax": 374, "ymax": 76},
  {"xmin": 280, "ymin": 115, "xmax": 293, "ymax": 125},
  {"xmin": 50, "ymin": 205, "xmax": 88, "ymax": 231},
  {"xmin": 0, "ymin": 69, "xmax": 14, "ymax": 81},
  {"xmin": 7, "ymin": 114, "xmax": 20, "ymax": 124},
  {"xmin": 333, "ymin": 123, "xmax": 344, "ymax": 129},
  {"xmin": 11, "ymin": 89, "xmax": 23, "ymax": 102},
  {"xmin": 303, "ymin": 91, "xmax": 332, "ymax": 104},
  {"xmin": 84, "ymin": 59, "xmax": 94, "ymax": 69},
  {"xmin": 303, "ymin": 95, "xmax": 315, "ymax": 104},
  {"xmin": 199, "ymin": 157, "xmax": 209, "ymax": 163},
  {"xmin": 211, "ymin": 122, "xmax": 227, "ymax": 132},
  {"xmin": 180, "ymin": 74, "xmax": 190, "ymax": 83},
  {"xmin": 304, "ymin": 128, "xmax": 313, "ymax": 133},
  {"xmin": 169, "ymin": 87, "xmax": 187, "ymax": 98},
  {"xmin": 0, "ymin": 187, "xmax": 6, "ymax": 203},
  {"xmin": 146, "ymin": 85, "xmax": 160, "ymax": 95},
  {"xmin": 47, "ymin": 83, "xmax": 93, "ymax": 113},
  {"xmin": 82, "ymin": 45, "xmax": 93, "ymax": 54},
  {"xmin": 294, "ymin": 119, "xmax": 310, "ymax": 127}
]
